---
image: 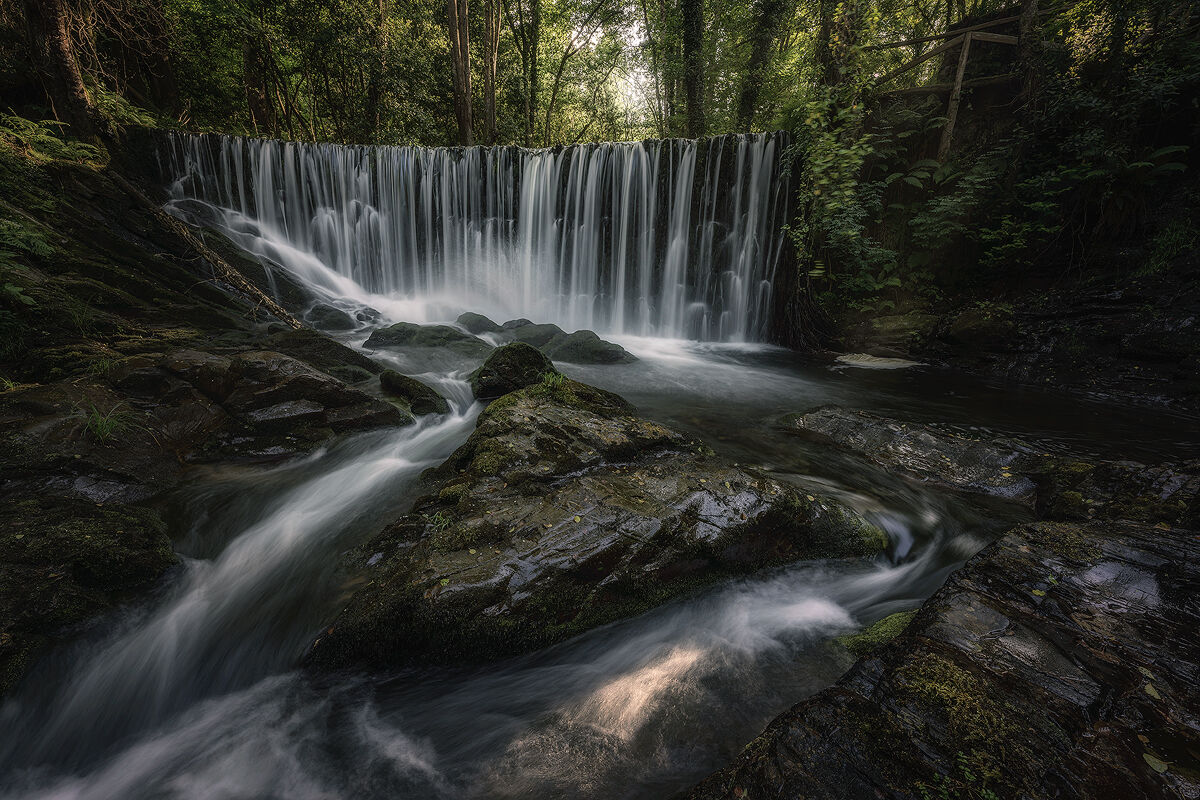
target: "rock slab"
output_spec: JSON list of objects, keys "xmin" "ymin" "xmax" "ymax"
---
[{"xmin": 685, "ymin": 520, "xmax": 1200, "ymax": 800}]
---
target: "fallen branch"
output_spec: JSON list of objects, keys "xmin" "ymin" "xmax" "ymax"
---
[{"xmin": 107, "ymin": 171, "xmax": 303, "ymax": 329}]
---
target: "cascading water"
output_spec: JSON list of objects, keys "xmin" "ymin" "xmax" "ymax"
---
[{"xmin": 158, "ymin": 132, "xmax": 791, "ymax": 341}]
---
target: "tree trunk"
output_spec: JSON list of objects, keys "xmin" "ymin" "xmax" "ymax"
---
[
  {"xmin": 681, "ymin": 0, "xmax": 704, "ymax": 137},
  {"xmin": 366, "ymin": 0, "xmax": 389, "ymax": 142},
  {"xmin": 736, "ymin": 0, "xmax": 786, "ymax": 130},
  {"xmin": 243, "ymin": 39, "xmax": 276, "ymax": 136},
  {"xmin": 447, "ymin": 0, "xmax": 473, "ymax": 144},
  {"xmin": 1017, "ymin": 0, "xmax": 1040, "ymax": 110},
  {"xmin": 527, "ymin": 0, "xmax": 540, "ymax": 146},
  {"xmin": 21, "ymin": 0, "xmax": 99, "ymax": 140},
  {"xmin": 814, "ymin": 0, "xmax": 838, "ymax": 86},
  {"xmin": 483, "ymin": 0, "xmax": 500, "ymax": 143}
]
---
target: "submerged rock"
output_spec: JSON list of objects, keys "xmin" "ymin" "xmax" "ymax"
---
[
  {"xmin": 786, "ymin": 407, "xmax": 1037, "ymax": 503},
  {"xmin": 363, "ymin": 322, "xmax": 491, "ymax": 356},
  {"xmin": 379, "ymin": 370, "xmax": 450, "ymax": 415},
  {"xmin": 305, "ymin": 378, "xmax": 888, "ymax": 671},
  {"xmin": 685, "ymin": 520, "xmax": 1200, "ymax": 799},
  {"xmin": 456, "ymin": 312, "xmax": 502, "ymax": 335},
  {"xmin": 541, "ymin": 330, "xmax": 637, "ymax": 364},
  {"xmin": 469, "ymin": 342, "xmax": 557, "ymax": 399}
]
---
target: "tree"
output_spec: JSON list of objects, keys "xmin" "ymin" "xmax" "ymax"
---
[
  {"xmin": 504, "ymin": 0, "xmax": 541, "ymax": 145},
  {"xmin": 20, "ymin": 0, "xmax": 101, "ymax": 139},
  {"xmin": 680, "ymin": 0, "xmax": 704, "ymax": 137},
  {"xmin": 447, "ymin": 0, "xmax": 472, "ymax": 144},
  {"xmin": 736, "ymin": 0, "xmax": 787, "ymax": 130}
]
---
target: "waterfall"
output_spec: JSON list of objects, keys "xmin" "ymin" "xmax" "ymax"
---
[{"xmin": 159, "ymin": 132, "xmax": 792, "ymax": 342}]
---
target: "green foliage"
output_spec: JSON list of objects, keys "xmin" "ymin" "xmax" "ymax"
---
[
  {"xmin": 1143, "ymin": 216, "xmax": 1199, "ymax": 275},
  {"xmin": 915, "ymin": 752, "xmax": 1001, "ymax": 800},
  {"xmin": 81, "ymin": 402, "xmax": 140, "ymax": 442},
  {"xmin": 423, "ymin": 510, "xmax": 453, "ymax": 533},
  {"xmin": 0, "ymin": 114, "xmax": 101, "ymax": 164},
  {"xmin": 532, "ymin": 370, "xmax": 575, "ymax": 402},
  {"xmin": 89, "ymin": 87, "xmax": 158, "ymax": 130}
]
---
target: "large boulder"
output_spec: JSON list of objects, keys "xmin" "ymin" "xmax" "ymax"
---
[
  {"xmin": 470, "ymin": 342, "xmax": 557, "ymax": 399},
  {"xmin": 509, "ymin": 322, "xmax": 566, "ymax": 348},
  {"xmin": 456, "ymin": 312, "xmax": 502, "ymax": 335},
  {"xmin": 686, "ymin": 520, "xmax": 1200, "ymax": 800},
  {"xmin": 304, "ymin": 379, "xmax": 888, "ymax": 671},
  {"xmin": 262, "ymin": 327, "xmax": 383, "ymax": 384},
  {"xmin": 379, "ymin": 370, "xmax": 450, "ymax": 415},
  {"xmin": 363, "ymin": 322, "xmax": 491, "ymax": 356},
  {"xmin": 541, "ymin": 329, "xmax": 637, "ymax": 364}
]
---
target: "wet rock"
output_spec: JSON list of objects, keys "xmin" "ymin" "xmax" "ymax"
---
[
  {"xmin": 305, "ymin": 303, "xmax": 356, "ymax": 331},
  {"xmin": 0, "ymin": 497, "xmax": 178, "ymax": 697},
  {"xmin": 685, "ymin": 520, "xmax": 1200, "ymax": 800},
  {"xmin": 501, "ymin": 318, "xmax": 534, "ymax": 329},
  {"xmin": 379, "ymin": 370, "xmax": 450, "ymax": 415},
  {"xmin": 509, "ymin": 322, "xmax": 566, "ymax": 348},
  {"xmin": 456, "ymin": 312, "xmax": 502, "ymax": 335},
  {"xmin": 305, "ymin": 379, "xmax": 888, "ymax": 671},
  {"xmin": 261, "ymin": 327, "xmax": 383, "ymax": 383},
  {"xmin": 788, "ymin": 407, "xmax": 1200, "ymax": 527},
  {"xmin": 786, "ymin": 407, "xmax": 1037, "ymax": 503},
  {"xmin": 363, "ymin": 322, "xmax": 491, "ymax": 356},
  {"xmin": 1031, "ymin": 457, "xmax": 1199, "ymax": 528},
  {"xmin": 355, "ymin": 307, "xmax": 381, "ymax": 323},
  {"xmin": 540, "ymin": 330, "xmax": 637, "ymax": 364},
  {"xmin": 469, "ymin": 342, "xmax": 557, "ymax": 399}
]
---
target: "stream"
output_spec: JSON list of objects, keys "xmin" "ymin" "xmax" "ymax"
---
[
  {"xmin": 3, "ymin": 331, "xmax": 1196, "ymax": 799},
  {"xmin": 1, "ymin": 133, "xmax": 1197, "ymax": 799}
]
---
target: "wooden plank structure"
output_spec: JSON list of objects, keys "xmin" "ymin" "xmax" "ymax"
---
[{"xmin": 874, "ymin": 14, "xmax": 1025, "ymax": 160}]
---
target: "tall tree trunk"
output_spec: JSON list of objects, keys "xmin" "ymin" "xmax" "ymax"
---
[
  {"xmin": 483, "ymin": 0, "xmax": 500, "ymax": 143},
  {"xmin": 447, "ymin": 0, "xmax": 473, "ymax": 145},
  {"xmin": 527, "ymin": 0, "xmax": 540, "ymax": 146},
  {"xmin": 243, "ymin": 39, "xmax": 276, "ymax": 136},
  {"xmin": 1017, "ymin": 0, "xmax": 1040, "ymax": 110},
  {"xmin": 814, "ymin": 0, "xmax": 838, "ymax": 86},
  {"xmin": 366, "ymin": 0, "xmax": 389, "ymax": 142},
  {"xmin": 21, "ymin": 0, "xmax": 99, "ymax": 140},
  {"xmin": 681, "ymin": 0, "xmax": 704, "ymax": 137},
  {"xmin": 736, "ymin": 0, "xmax": 786, "ymax": 130}
]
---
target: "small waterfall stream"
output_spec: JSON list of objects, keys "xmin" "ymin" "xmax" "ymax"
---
[{"xmin": 159, "ymin": 132, "xmax": 791, "ymax": 341}]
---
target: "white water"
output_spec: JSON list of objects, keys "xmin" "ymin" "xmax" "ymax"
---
[{"xmin": 158, "ymin": 132, "xmax": 791, "ymax": 341}]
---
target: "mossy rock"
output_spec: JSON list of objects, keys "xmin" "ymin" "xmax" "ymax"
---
[
  {"xmin": 305, "ymin": 377, "xmax": 889, "ymax": 672},
  {"xmin": 836, "ymin": 610, "xmax": 917, "ymax": 657},
  {"xmin": 379, "ymin": 370, "xmax": 450, "ymax": 415},
  {"xmin": 469, "ymin": 342, "xmax": 558, "ymax": 399},
  {"xmin": 456, "ymin": 312, "xmax": 502, "ymax": 334},
  {"xmin": 540, "ymin": 330, "xmax": 637, "ymax": 364},
  {"xmin": 305, "ymin": 303, "xmax": 356, "ymax": 331},
  {"xmin": 0, "ymin": 497, "xmax": 179, "ymax": 697},
  {"xmin": 363, "ymin": 322, "xmax": 491, "ymax": 356},
  {"xmin": 509, "ymin": 322, "xmax": 566, "ymax": 348}
]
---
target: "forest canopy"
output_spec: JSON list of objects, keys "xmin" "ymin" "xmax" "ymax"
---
[{"xmin": 2, "ymin": 0, "xmax": 1192, "ymax": 148}]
